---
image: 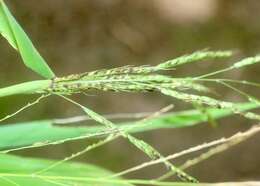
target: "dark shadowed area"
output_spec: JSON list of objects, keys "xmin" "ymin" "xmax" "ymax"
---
[{"xmin": 1, "ymin": 0, "xmax": 260, "ymax": 182}]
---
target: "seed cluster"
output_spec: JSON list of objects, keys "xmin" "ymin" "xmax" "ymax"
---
[
  {"xmin": 46, "ymin": 50, "xmax": 260, "ymax": 124},
  {"xmin": 49, "ymin": 50, "xmax": 231, "ymax": 95}
]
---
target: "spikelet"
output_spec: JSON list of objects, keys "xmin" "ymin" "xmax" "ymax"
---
[
  {"xmin": 233, "ymin": 55, "xmax": 260, "ymax": 69},
  {"xmin": 160, "ymin": 89, "xmax": 260, "ymax": 121},
  {"xmin": 156, "ymin": 50, "xmax": 232, "ymax": 70}
]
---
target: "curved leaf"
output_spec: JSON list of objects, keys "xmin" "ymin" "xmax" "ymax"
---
[
  {"xmin": 0, "ymin": 102, "xmax": 258, "ymax": 151},
  {"xmin": 0, "ymin": 0, "xmax": 55, "ymax": 79},
  {"xmin": 0, "ymin": 154, "xmax": 132, "ymax": 186}
]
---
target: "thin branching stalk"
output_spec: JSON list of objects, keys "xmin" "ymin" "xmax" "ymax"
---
[
  {"xmin": 158, "ymin": 125, "xmax": 260, "ymax": 180},
  {"xmin": 108, "ymin": 125, "xmax": 260, "ymax": 179}
]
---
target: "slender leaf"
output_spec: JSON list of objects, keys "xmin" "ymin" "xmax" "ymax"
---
[
  {"xmin": 0, "ymin": 154, "xmax": 259, "ymax": 186},
  {"xmin": 0, "ymin": 0, "xmax": 55, "ymax": 79},
  {"xmin": 0, "ymin": 102, "xmax": 257, "ymax": 151},
  {"xmin": 0, "ymin": 154, "xmax": 132, "ymax": 186}
]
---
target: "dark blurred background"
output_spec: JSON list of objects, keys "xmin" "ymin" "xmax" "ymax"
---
[{"xmin": 1, "ymin": 0, "xmax": 260, "ymax": 182}]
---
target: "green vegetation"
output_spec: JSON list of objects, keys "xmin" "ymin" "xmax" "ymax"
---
[{"xmin": 0, "ymin": 1, "xmax": 260, "ymax": 185}]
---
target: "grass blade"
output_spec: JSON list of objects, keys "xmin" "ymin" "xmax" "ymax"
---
[
  {"xmin": 0, "ymin": 154, "xmax": 258, "ymax": 186},
  {"xmin": 0, "ymin": 102, "xmax": 257, "ymax": 151},
  {"xmin": 0, "ymin": 154, "xmax": 133, "ymax": 186},
  {"xmin": 0, "ymin": 0, "xmax": 55, "ymax": 79}
]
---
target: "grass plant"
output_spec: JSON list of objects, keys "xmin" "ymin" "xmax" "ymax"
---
[{"xmin": 0, "ymin": 1, "xmax": 260, "ymax": 185}]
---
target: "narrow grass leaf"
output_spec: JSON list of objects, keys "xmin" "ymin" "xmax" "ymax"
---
[
  {"xmin": 0, "ymin": 1, "xmax": 55, "ymax": 79},
  {"xmin": 0, "ymin": 102, "xmax": 257, "ymax": 151},
  {"xmin": 0, "ymin": 154, "xmax": 258, "ymax": 186},
  {"xmin": 0, "ymin": 154, "xmax": 132, "ymax": 186}
]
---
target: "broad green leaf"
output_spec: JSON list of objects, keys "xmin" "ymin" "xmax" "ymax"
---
[
  {"xmin": 0, "ymin": 0, "xmax": 55, "ymax": 79},
  {"xmin": 0, "ymin": 154, "xmax": 132, "ymax": 186},
  {"xmin": 0, "ymin": 102, "xmax": 257, "ymax": 151}
]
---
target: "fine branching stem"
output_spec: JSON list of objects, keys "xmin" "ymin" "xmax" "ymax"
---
[
  {"xmin": 58, "ymin": 94, "xmax": 197, "ymax": 182},
  {"xmin": 0, "ymin": 94, "xmax": 49, "ymax": 123},
  {"xmin": 158, "ymin": 125, "xmax": 260, "ymax": 181}
]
